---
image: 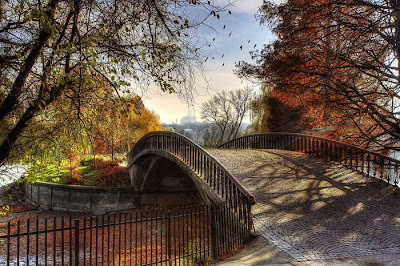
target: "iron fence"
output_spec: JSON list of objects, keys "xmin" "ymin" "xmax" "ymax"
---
[
  {"xmin": 0, "ymin": 200, "xmax": 252, "ymax": 265},
  {"xmin": 219, "ymin": 132, "xmax": 400, "ymax": 187}
]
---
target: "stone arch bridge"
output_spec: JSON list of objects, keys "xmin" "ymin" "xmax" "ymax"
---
[{"xmin": 128, "ymin": 132, "xmax": 400, "ymax": 263}]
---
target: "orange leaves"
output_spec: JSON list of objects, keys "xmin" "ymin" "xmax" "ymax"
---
[
  {"xmin": 67, "ymin": 152, "xmax": 81, "ymax": 184},
  {"xmin": 91, "ymin": 159, "xmax": 130, "ymax": 188}
]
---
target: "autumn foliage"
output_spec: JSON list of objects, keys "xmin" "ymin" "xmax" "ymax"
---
[
  {"xmin": 90, "ymin": 159, "xmax": 130, "ymax": 188},
  {"xmin": 67, "ymin": 152, "xmax": 81, "ymax": 184},
  {"xmin": 241, "ymin": 0, "xmax": 400, "ymax": 149}
]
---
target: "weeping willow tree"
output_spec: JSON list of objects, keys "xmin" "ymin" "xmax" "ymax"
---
[{"xmin": 250, "ymin": 83, "xmax": 270, "ymax": 133}]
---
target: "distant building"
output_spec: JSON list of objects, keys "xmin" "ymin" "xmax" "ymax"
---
[{"xmin": 180, "ymin": 116, "xmax": 196, "ymax": 124}]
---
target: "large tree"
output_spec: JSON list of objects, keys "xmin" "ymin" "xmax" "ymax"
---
[
  {"xmin": 0, "ymin": 0, "xmax": 229, "ymax": 165},
  {"xmin": 239, "ymin": 0, "xmax": 400, "ymax": 149},
  {"xmin": 201, "ymin": 87, "xmax": 252, "ymax": 145}
]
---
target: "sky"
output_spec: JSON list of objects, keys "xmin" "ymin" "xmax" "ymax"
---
[{"xmin": 141, "ymin": 0, "xmax": 276, "ymax": 124}]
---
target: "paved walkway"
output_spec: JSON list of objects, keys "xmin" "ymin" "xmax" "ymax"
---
[{"xmin": 208, "ymin": 149, "xmax": 400, "ymax": 265}]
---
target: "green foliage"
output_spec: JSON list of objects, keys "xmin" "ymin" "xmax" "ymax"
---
[
  {"xmin": 162, "ymin": 126, "xmax": 175, "ymax": 132},
  {"xmin": 80, "ymin": 157, "xmax": 96, "ymax": 167},
  {"xmin": 23, "ymin": 155, "xmax": 130, "ymax": 188},
  {"xmin": 0, "ymin": 0, "xmax": 230, "ymax": 166},
  {"xmin": 250, "ymin": 83, "xmax": 270, "ymax": 133},
  {"xmin": 24, "ymin": 160, "xmax": 68, "ymax": 183}
]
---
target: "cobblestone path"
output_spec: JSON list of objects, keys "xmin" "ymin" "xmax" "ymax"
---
[{"xmin": 208, "ymin": 149, "xmax": 400, "ymax": 262}]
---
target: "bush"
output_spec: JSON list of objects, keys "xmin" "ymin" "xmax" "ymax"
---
[
  {"xmin": 90, "ymin": 159, "xmax": 118, "ymax": 169},
  {"xmin": 67, "ymin": 152, "xmax": 81, "ymax": 183},
  {"xmin": 91, "ymin": 159, "xmax": 130, "ymax": 187},
  {"xmin": 80, "ymin": 157, "xmax": 95, "ymax": 166}
]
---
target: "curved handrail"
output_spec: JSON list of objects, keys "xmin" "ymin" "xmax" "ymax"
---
[
  {"xmin": 219, "ymin": 132, "xmax": 400, "ymax": 187},
  {"xmin": 128, "ymin": 131, "xmax": 256, "ymax": 204}
]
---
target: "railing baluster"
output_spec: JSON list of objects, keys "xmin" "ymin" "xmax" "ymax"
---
[
  {"xmin": 6, "ymin": 221, "xmax": 10, "ymax": 266},
  {"xmin": 61, "ymin": 216, "xmax": 64, "ymax": 265},
  {"xmin": 53, "ymin": 217, "xmax": 56, "ymax": 265},
  {"xmin": 350, "ymin": 149, "xmax": 353, "ymax": 169},
  {"xmin": 73, "ymin": 219, "xmax": 78, "ymax": 266},
  {"xmin": 90, "ymin": 217, "xmax": 93, "ymax": 266},
  {"xmin": 45, "ymin": 218, "xmax": 48, "ymax": 266},
  {"xmin": 134, "ymin": 211, "xmax": 138, "ymax": 266},
  {"xmin": 69, "ymin": 215, "xmax": 72, "ymax": 265},
  {"xmin": 26, "ymin": 219, "xmax": 30, "ymax": 265},
  {"xmin": 361, "ymin": 152, "xmax": 365, "ymax": 174},
  {"xmin": 118, "ymin": 213, "xmax": 122, "ymax": 266},
  {"xmin": 83, "ymin": 217, "xmax": 86, "ymax": 265},
  {"xmin": 145, "ymin": 210, "xmax": 148, "ymax": 266},
  {"xmin": 177, "ymin": 207, "xmax": 181, "ymax": 265},
  {"xmin": 107, "ymin": 215, "xmax": 111, "ymax": 265},
  {"xmin": 16, "ymin": 220, "xmax": 20, "ymax": 266},
  {"xmin": 387, "ymin": 161, "xmax": 392, "ymax": 184},
  {"xmin": 128, "ymin": 213, "xmax": 132, "ymax": 266},
  {"xmin": 95, "ymin": 216, "xmax": 98, "ymax": 266},
  {"xmin": 102, "ymin": 215, "xmax": 105, "ymax": 266},
  {"xmin": 367, "ymin": 153, "xmax": 371, "ymax": 177}
]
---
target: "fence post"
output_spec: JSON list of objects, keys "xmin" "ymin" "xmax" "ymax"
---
[
  {"xmin": 167, "ymin": 211, "xmax": 172, "ymax": 266},
  {"xmin": 210, "ymin": 204, "xmax": 218, "ymax": 260},
  {"xmin": 246, "ymin": 201, "xmax": 252, "ymax": 240},
  {"xmin": 6, "ymin": 221, "xmax": 10, "ymax": 266},
  {"xmin": 74, "ymin": 219, "xmax": 80, "ymax": 266}
]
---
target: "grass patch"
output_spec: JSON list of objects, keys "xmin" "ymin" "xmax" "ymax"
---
[
  {"xmin": 24, "ymin": 157, "xmax": 129, "ymax": 188},
  {"xmin": 25, "ymin": 164, "xmax": 69, "ymax": 184}
]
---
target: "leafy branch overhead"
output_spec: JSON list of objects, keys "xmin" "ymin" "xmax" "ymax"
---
[
  {"xmin": 238, "ymin": 0, "xmax": 400, "ymax": 149},
  {"xmin": 0, "ymin": 0, "xmax": 230, "ymax": 165}
]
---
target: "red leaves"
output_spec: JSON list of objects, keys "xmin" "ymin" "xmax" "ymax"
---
[{"xmin": 91, "ymin": 159, "xmax": 130, "ymax": 188}]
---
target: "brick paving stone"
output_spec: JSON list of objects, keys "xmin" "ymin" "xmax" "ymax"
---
[{"xmin": 207, "ymin": 149, "xmax": 400, "ymax": 262}]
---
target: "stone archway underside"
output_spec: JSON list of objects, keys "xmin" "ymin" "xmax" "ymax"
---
[{"xmin": 128, "ymin": 150, "xmax": 222, "ymax": 206}]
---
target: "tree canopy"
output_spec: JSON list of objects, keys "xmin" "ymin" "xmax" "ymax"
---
[
  {"xmin": 0, "ymin": 0, "xmax": 229, "ymax": 164},
  {"xmin": 239, "ymin": 0, "xmax": 400, "ymax": 149},
  {"xmin": 201, "ymin": 87, "xmax": 252, "ymax": 145}
]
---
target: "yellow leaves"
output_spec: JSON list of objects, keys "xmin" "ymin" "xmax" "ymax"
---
[
  {"xmin": 57, "ymin": 74, "xmax": 65, "ymax": 86},
  {"xmin": 0, "ymin": 205, "xmax": 10, "ymax": 216}
]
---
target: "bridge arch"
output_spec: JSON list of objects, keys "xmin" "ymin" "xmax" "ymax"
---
[
  {"xmin": 128, "ymin": 149, "xmax": 222, "ymax": 204},
  {"xmin": 127, "ymin": 132, "xmax": 256, "ymax": 206},
  {"xmin": 220, "ymin": 133, "xmax": 400, "ymax": 187}
]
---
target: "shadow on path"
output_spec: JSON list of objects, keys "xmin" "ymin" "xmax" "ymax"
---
[{"xmin": 208, "ymin": 149, "xmax": 400, "ymax": 263}]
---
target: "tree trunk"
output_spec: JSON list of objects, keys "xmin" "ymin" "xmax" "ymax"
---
[
  {"xmin": 0, "ymin": 0, "xmax": 60, "ymax": 122},
  {"xmin": 0, "ymin": 105, "xmax": 40, "ymax": 164}
]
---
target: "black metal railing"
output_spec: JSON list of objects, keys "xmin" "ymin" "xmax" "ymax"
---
[
  {"xmin": 219, "ymin": 132, "xmax": 400, "ymax": 187},
  {"xmin": 128, "ymin": 131, "xmax": 256, "ymax": 205},
  {"xmin": 0, "ymin": 200, "xmax": 252, "ymax": 265}
]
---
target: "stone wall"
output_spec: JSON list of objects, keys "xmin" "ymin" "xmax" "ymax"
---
[
  {"xmin": 24, "ymin": 182, "xmax": 201, "ymax": 213},
  {"xmin": 24, "ymin": 182, "xmax": 138, "ymax": 214}
]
